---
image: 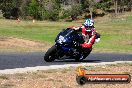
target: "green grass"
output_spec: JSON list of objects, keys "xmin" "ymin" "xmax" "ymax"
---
[
  {"xmin": 93, "ymin": 15, "xmax": 132, "ymax": 53},
  {"xmin": 0, "ymin": 20, "xmax": 81, "ymax": 44},
  {"xmin": 0, "ymin": 14, "xmax": 132, "ymax": 53}
]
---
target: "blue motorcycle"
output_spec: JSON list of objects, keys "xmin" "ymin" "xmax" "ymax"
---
[{"xmin": 44, "ymin": 28, "xmax": 92, "ymax": 62}]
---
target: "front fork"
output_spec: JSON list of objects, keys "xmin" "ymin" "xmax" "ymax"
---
[{"xmin": 55, "ymin": 45, "xmax": 65, "ymax": 59}]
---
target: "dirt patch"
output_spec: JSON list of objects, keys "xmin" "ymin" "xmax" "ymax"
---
[
  {"xmin": 0, "ymin": 37, "xmax": 51, "ymax": 52},
  {"xmin": 0, "ymin": 63, "xmax": 132, "ymax": 88}
]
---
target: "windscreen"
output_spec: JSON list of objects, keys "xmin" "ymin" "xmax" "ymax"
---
[{"xmin": 61, "ymin": 28, "xmax": 74, "ymax": 37}]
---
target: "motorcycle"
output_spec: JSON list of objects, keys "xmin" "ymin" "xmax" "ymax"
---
[{"xmin": 44, "ymin": 28, "xmax": 92, "ymax": 62}]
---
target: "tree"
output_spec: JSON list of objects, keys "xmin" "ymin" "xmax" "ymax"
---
[
  {"xmin": 0, "ymin": 0, "xmax": 22, "ymax": 19},
  {"xmin": 61, "ymin": 4, "xmax": 82, "ymax": 21},
  {"xmin": 81, "ymin": 0, "xmax": 98, "ymax": 19},
  {"xmin": 123, "ymin": 0, "xmax": 132, "ymax": 12},
  {"xmin": 27, "ymin": 0, "xmax": 40, "ymax": 19},
  {"xmin": 128, "ymin": 0, "xmax": 132, "ymax": 11},
  {"xmin": 96, "ymin": 0, "xmax": 111, "ymax": 11},
  {"xmin": 113, "ymin": 0, "xmax": 118, "ymax": 15},
  {"xmin": 19, "ymin": 0, "xmax": 30, "ymax": 19},
  {"xmin": 42, "ymin": 0, "xmax": 61, "ymax": 21}
]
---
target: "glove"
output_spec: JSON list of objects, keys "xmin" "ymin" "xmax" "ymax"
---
[{"xmin": 95, "ymin": 32, "xmax": 101, "ymax": 39}]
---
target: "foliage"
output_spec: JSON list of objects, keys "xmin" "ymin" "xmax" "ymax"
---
[
  {"xmin": 81, "ymin": 0, "xmax": 99, "ymax": 19},
  {"xmin": 27, "ymin": 0, "xmax": 40, "ymax": 19},
  {"xmin": 95, "ymin": 0, "xmax": 111, "ymax": 11},
  {"xmin": 60, "ymin": 4, "xmax": 82, "ymax": 20},
  {"xmin": 0, "ymin": 0, "xmax": 22, "ymax": 19},
  {"xmin": 70, "ymin": 4, "xmax": 82, "ymax": 20},
  {"xmin": 42, "ymin": 0, "xmax": 61, "ymax": 21},
  {"xmin": 0, "ymin": 0, "xmax": 132, "ymax": 20}
]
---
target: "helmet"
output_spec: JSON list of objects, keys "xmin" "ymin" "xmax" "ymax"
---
[
  {"xmin": 84, "ymin": 19, "xmax": 94, "ymax": 32},
  {"xmin": 84, "ymin": 19, "xmax": 94, "ymax": 27}
]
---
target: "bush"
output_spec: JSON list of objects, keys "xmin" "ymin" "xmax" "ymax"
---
[
  {"xmin": 60, "ymin": 4, "xmax": 82, "ymax": 21},
  {"xmin": 40, "ymin": 0, "xmax": 61, "ymax": 21}
]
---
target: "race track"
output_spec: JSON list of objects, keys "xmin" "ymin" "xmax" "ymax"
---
[{"xmin": 0, "ymin": 52, "xmax": 132, "ymax": 74}]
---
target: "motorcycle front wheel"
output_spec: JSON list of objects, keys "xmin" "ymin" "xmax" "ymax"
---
[{"xmin": 44, "ymin": 45, "xmax": 57, "ymax": 62}]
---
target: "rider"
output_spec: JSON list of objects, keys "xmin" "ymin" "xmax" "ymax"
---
[{"xmin": 70, "ymin": 19, "xmax": 100, "ymax": 49}]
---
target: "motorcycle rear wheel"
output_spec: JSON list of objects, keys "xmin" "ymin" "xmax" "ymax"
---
[{"xmin": 75, "ymin": 48, "xmax": 92, "ymax": 62}]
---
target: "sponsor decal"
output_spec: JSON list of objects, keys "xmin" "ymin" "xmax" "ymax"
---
[{"xmin": 76, "ymin": 66, "xmax": 131, "ymax": 85}]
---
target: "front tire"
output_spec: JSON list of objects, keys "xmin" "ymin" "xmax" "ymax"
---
[{"xmin": 44, "ymin": 45, "xmax": 57, "ymax": 62}]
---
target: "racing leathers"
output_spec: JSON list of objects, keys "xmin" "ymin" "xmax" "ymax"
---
[{"xmin": 69, "ymin": 25, "xmax": 100, "ymax": 49}]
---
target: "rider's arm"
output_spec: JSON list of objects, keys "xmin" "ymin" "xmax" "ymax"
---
[
  {"xmin": 81, "ymin": 34, "xmax": 96, "ymax": 48},
  {"xmin": 68, "ymin": 25, "xmax": 83, "ymax": 31}
]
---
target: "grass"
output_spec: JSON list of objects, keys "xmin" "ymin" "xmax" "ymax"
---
[
  {"xmin": 0, "ymin": 20, "xmax": 81, "ymax": 44},
  {"xmin": 0, "ymin": 13, "xmax": 132, "ymax": 53},
  {"xmin": 107, "ymin": 62, "xmax": 132, "ymax": 67},
  {"xmin": 0, "ymin": 75, "xmax": 9, "ymax": 80},
  {"xmin": 93, "ymin": 15, "xmax": 132, "ymax": 53}
]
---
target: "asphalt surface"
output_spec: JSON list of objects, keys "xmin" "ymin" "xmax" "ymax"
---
[{"xmin": 0, "ymin": 52, "xmax": 132, "ymax": 70}]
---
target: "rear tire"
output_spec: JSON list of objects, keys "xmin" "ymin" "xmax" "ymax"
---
[
  {"xmin": 75, "ymin": 48, "xmax": 92, "ymax": 62},
  {"xmin": 44, "ymin": 45, "xmax": 57, "ymax": 62}
]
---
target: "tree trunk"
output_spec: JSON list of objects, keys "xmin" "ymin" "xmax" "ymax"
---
[
  {"xmin": 114, "ymin": 0, "xmax": 118, "ymax": 15},
  {"xmin": 89, "ymin": 6, "xmax": 93, "ymax": 19},
  {"xmin": 130, "ymin": 0, "xmax": 132, "ymax": 12},
  {"xmin": 90, "ymin": 10, "xmax": 93, "ymax": 19},
  {"xmin": 131, "ymin": 6, "xmax": 132, "ymax": 12}
]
